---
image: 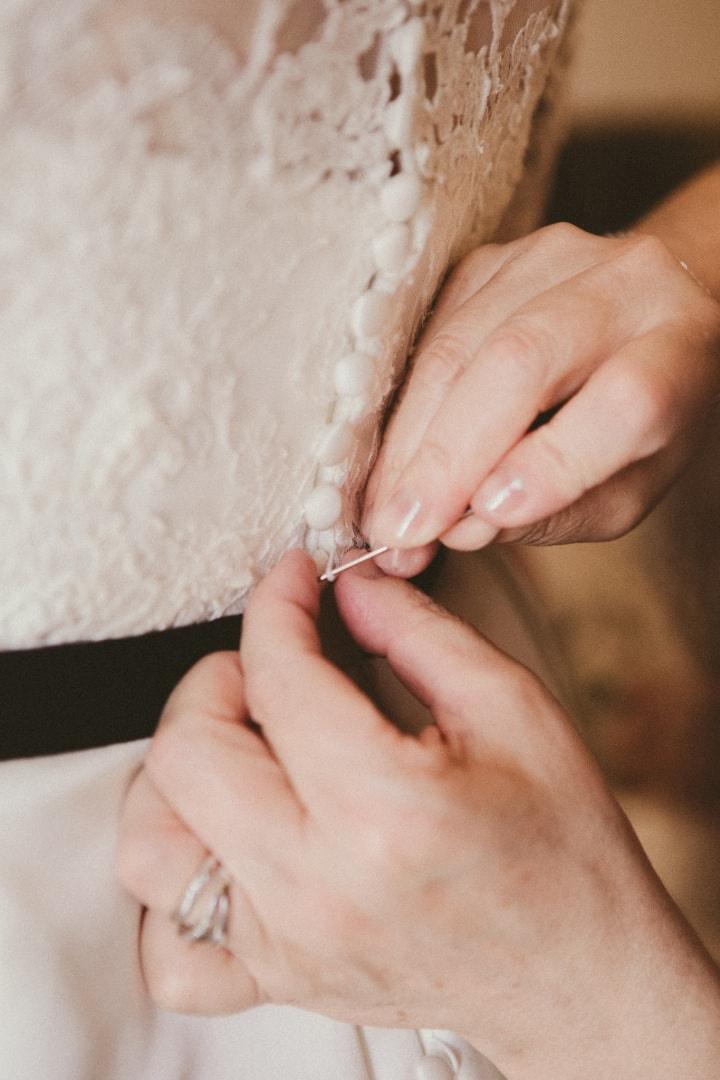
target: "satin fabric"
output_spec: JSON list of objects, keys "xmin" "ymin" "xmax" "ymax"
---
[{"xmin": 0, "ymin": 738, "xmax": 504, "ymax": 1079}]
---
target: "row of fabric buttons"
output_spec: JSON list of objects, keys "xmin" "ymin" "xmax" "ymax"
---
[{"xmin": 303, "ymin": 16, "xmax": 427, "ymax": 573}]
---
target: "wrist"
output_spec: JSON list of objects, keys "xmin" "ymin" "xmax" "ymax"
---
[
  {"xmin": 629, "ymin": 162, "xmax": 720, "ymax": 301},
  {"xmin": 465, "ymin": 872, "xmax": 720, "ymax": 1080}
]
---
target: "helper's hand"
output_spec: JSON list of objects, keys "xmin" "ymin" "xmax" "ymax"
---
[
  {"xmin": 362, "ymin": 223, "xmax": 720, "ymax": 576},
  {"xmin": 117, "ymin": 551, "xmax": 720, "ymax": 1080}
]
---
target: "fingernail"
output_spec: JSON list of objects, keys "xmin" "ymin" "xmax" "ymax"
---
[
  {"xmin": 373, "ymin": 491, "xmax": 424, "ymax": 546},
  {"xmin": 450, "ymin": 513, "xmax": 498, "ymax": 548},
  {"xmin": 384, "ymin": 547, "xmax": 407, "ymax": 573},
  {"xmin": 478, "ymin": 473, "xmax": 526, "ymax": 517}
]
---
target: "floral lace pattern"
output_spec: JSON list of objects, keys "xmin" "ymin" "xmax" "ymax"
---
[{"xmin": 0, "ymin": 0, "xmax": 574, "ymax": 647}]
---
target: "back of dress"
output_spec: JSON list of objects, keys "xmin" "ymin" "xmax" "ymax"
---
[
  {"xmin": 0, "ymin": 0, "xmax": 573, "ymax": 649},
  {"xmin": 0, "ymin": 3, "xmax": 575, "ymax": 1077}
]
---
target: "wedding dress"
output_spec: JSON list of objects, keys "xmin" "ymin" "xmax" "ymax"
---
[{"xmin": 0, "ymin": 1, "xmax": 576, "ymax": 1076}]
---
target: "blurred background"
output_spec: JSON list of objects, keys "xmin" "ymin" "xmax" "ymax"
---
[
  {"xmin": 550, "ymin": 0, "xmax": 720, "ymax": 233},
  {"xmin": 571, "ymin": 0, "xmax": 720, "ymax": 127}
]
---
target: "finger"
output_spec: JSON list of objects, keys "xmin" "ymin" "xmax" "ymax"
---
[
  {"xmin": 140, "ymin": 908, "xmax": 262, "ymax": 1016},
  {"xmin": 118, "ymin": 654, "xmax": 274, "ymax": 931},
  {"xmin": 372, "ymin": 540, "xmax": 438, "ymax": 577},
  {"xmin": 469, "ymin": 324, "xmax": 691, "ymax": 532},
  {"xmin": 367, "ymin": 252, "xmax": 653, "ymax": 550},
  {"xmin": 489, "ymin": 448, "xmax": 685, "ymax": 547},
  {"xmin": 118, "ymin": 767, "xmax": 215, "ymax": 917},
  {"xmin": 334, "ymin": 557, "xmax": 550, "ymax": 757},
  {"xmin": 145, "ymin": 654, "xmax": 303, "ymax": 857},
  {"xmin": 437, "ymin": 512, "xmax": 499, "ymax": 552},
  {"xmin": 119, "ymin": 767, "xmax": 281, "ymax": 1007},
  {"xmin": 158, "ymin": 651, "xmax": 247, "ymax": 731},
  {"xmin": 361, "ymin": 246, "xmax": 518, "ymax": 533},
  {"xmin": 362, "ymin": 225, "xmax": 611, "ymax": 534},
  {"xmin": 241, "ymin": 550, "xmax": 416, "ymax": 788}
]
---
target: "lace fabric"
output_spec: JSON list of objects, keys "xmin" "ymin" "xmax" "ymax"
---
[{"xmin": 0, "ymin": 0, "xmax": 574, "ymax": 647}]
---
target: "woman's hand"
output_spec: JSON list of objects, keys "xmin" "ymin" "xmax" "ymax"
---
[
  {"xmin": 117, "ymin": 551, "xmax": 720, "ymax": 1079},
  {"xmin": 362, "ymin": 222, "xmax": 720, "ymax": 576}
]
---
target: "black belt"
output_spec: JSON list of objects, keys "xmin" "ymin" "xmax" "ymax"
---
[{"xmin": 0, "ymin": 615, "xmax": 242, "ymax": 761}]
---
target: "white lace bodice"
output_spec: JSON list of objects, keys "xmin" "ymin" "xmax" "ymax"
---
[{"xmin": 0, "ymin": 0, "xmax": 574, "ymax": 648}]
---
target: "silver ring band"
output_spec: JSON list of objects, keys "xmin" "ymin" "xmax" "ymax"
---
[{"xmin": 173, "ymin": 855, "xmax": 232, "ymax": 948}]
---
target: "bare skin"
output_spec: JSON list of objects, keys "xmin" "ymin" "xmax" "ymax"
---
[
  {"xmin": 362, "ymin": 165, "xmax": 720, "ymax": 576},
  {"xmin": 118, "ymin": 551, "xmax": 720, "ymax": 1080}
]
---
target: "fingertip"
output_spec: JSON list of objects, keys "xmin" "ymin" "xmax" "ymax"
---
[
  {"xmin": 264, "ymin": 548, "xmax": 320, "ymax": 609},
  {"xmin": 373, "ymin": 543, "xmax": 437, "ymax": 578},
  {"xmin": 333, "ymin": 565, "xmax": 410, "ymax": 657},
  {"xmin": 332, "ymin": 550, "xmax": 385, "ymax": 618},
  {"xmin": 472, "ymin": 469, "xmax": 529, "ymax": 525},
  {"xmin": 279, "ymin": 547, "xmax": 318, "ymax": 578},
  {"xmin": 333, "ymin": 547, "xmax": 406, "ymax": 619},
  {"xmin": 440, "ymin": 513, "xmax": 498, "ymax": 551},
  {"xmin": 157, "ymin": 652, "xmax": 247, "ymax": 734}
]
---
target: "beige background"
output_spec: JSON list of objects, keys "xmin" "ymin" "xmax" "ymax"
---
[{"xmin": 569, "ymin": 0, "xmax": 720, "ymax": 125}]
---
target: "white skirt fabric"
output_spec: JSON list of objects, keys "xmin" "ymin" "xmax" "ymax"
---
[{"xmin": 0, "ymin": 738, "xmax": 505, "ymax": 1080}]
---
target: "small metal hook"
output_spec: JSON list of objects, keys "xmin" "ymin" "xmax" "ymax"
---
[{"xmin": 319, "ymin": 507, "xmax": 474, "ymax": 582}]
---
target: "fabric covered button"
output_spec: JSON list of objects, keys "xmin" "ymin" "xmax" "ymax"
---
[
  {"xmin": 380, "ymin": 172, "xmax": 422, "ymax": 223},
  {"xmin": 372, "ymin": 223, "xmax": 412, "ymax": 275},
  {"xmin": 351, "ymin": 290, "xmax": 392, "ymax": 339},
  {"xmin": 303, "ymin": 484, "xmax": 343, "ymax": 530},
  {"xmin": 383, "ymin": 93, "xmax": 415, "ymax": 146},
  {"xmin": 334, "ymin": 353, "xmax": 375, "ymax": 396},
  {"xmin": 336, "ymin": 390, "xmax": 370, "ymax": 422},
  {"xmin": 415, "ymin": 1053, "xmax": 456, "ymax": 1080},
  {"xmin": 316, "ymin": 421, "xmax": 354, "ymax": 466}
]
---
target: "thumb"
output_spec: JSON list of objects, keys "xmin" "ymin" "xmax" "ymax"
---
[{"xmin": 334, "ymin": 557, "xmax": 548, "ymax": 753}]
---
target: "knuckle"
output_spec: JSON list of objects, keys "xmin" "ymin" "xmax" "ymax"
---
[
  {"xmin": 414, "ymin": 433, "xmax": 454, "ymax": 476},
  {"xmin": 444, "ymin": 243, "xmax": 502, "ymax": 295},
  {"xmin": 533, "ymin": 220, "xmax": 587, "ymax": 250},
  {"xmin": 607, "ymin": 365, "xmax": 673, "ymax": 455},
  {"xmin": 416, "ymin": 328, "xmax": 473, "ymax": 390},
  {"xmin": 618, "ymin": 233, "xmax": 675, "ymax": 276},
  {"xmin": 191, "ymin": 650, "xmax": 242, "ymax": 685},
  {"xmin": 489, "ymin": 320, "xmax": 551, "ymax": 386},
  {"xmin": 533, "ymin": 425, "xmax": 588, "ymax": 496},
  {"xmin": 160, "ymin": 651, "xmax": 242, "ymax": 728}
]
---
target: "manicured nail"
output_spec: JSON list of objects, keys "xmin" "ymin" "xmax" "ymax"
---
[
  {"xmin": 452, "ymin": 513, "xmax": 499, "ymax": 548},
  {"xmin": 373, "ymin": 491, "xmax": 424, "ymax": 545},
  {"xmin": 479, "ymin": 473, "xmax": 526, "ymax": 517},
  {"xmin": 374, "ymin": 544, "xmax": 429, "ymax": 578}
]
